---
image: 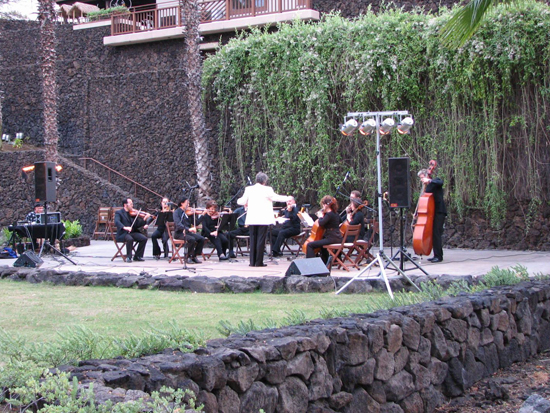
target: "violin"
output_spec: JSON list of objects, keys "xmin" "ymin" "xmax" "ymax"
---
[
  {"xmin": 128, "ymin": 208, "xmax": 151, "ymax": 220},
  {"xmin": 412, "ymin": 160, "xmax": 437, "ymax": 256},
  {"xmin": 186, "ymin": 207, "xmax": 205, "ymax": 215}
]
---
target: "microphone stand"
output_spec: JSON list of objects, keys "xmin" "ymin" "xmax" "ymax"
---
[
  {"xmin": 38, "ymin": 202, "xmax": 77, "ymax": 265},
  {"xmin": 166, "ymin": 227, "xmax": 196, "ymax": 274}
]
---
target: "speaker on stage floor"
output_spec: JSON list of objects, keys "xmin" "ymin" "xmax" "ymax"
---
[
  {"xmin": 13, "ymin": 251, "xmax": 43, "ymax": 268},
  {"xmin": 285, "ymin": 257, "xmax": 330, "ymax": 277},
  {"xmin": 388, "ymin": 157, "xmax": 411, "ymax": 208}
]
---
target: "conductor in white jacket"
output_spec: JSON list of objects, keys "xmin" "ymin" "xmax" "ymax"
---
[{"xmin": 237, "ymin": 172, "xmax": 292, "ymax": 267}]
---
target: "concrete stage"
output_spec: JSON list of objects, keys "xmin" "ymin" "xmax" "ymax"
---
[{"xmin": 3, "ymin": 240, "xmax": 549, "ymax": 280}]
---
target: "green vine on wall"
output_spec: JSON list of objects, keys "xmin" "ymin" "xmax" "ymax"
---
[{"xmin": 203, "ymin": 3, "xmax": 550, "ymax": 227}]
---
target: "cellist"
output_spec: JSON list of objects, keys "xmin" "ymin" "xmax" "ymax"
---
[
  {"xmin": 305, "ymin": 195, "xmax": 342, "ymax": 264},
  {"xmin": 342, "ymin": 191, "xmax": 366, "ymax": 242},
  {"xmin": 417, "ymin": 168, "xmax": 447, "ymax": 263}
]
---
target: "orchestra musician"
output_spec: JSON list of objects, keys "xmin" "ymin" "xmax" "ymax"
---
[
  {"xmin": 25, "ymin": 202, "xmax": 46, "ymax": 250},
  {"xmin": 114, "ymin": 198, "xmax": 150, "ymax": 262},
  {"xmin": 201, "ymin": 200, "xmax": 230, "ymax": 261},
  {"xmin": 26, "ymin": 202, "xmax": 44, "ymax": 224},
  {"xmin": 227, "ymin": 205, "xmax": 247, "ymax": 259},
  {"xmin": 417, "ymin": 168, "xmax": 447, "ymax": 263},
  {"xmin": 237, "ymin": 172, "xmax": 292, "ymax": 267},
  {"xmin": 306, "ymin": 195, "xmax": 343, "ymax": 264},
  {"xmin": 271, "ymin": 196, "xmax": 301, "ymax": 257},
  {"xmin": 343, "ymin": 192, "xmax": 366, "ymax": 242},
  {"xmin": 173, "ymin": 197, "xmax": 205, "ymax": 264},
  {"xmin": 151, "ymin": 197, "xmax": 173, "ymax": 260}
]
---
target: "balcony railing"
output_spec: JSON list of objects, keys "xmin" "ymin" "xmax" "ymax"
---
[{"xmin": 111, "ymin": 0, "xmax": 312, "ymax": 36}]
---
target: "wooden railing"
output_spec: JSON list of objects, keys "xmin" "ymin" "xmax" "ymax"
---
[
  {"xmin": 79, "ymin": 157, "xmax": 163, "ymax": 202},
  {"xmin": 111, "ymin": 0, "xmax": 312, "ymax": 36}
]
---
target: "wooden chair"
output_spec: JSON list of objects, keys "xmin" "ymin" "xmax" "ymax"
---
[
  {"xmin": 282, "ymin": 230, "xmax": 307, "ymax": 257},
  {"xmin": 353, "ymin": 220, "xmax": 379, "ymax": 266},
  {"xmin": 93, "ymin": 207, "xmax": 111, "ymax": 240},
  {"xmin": 236, "ymin": 235, "xmax": 250, "ymax": 256},
  {"xmin": 105, "ymin": 207, "xmax": 122, "ymax": 241},
  {"xmin": 322, "ymin": 224, "xmax": 361, "ymax": 272},
  {"xmin": 166, "ymin": 222, "xmax": 186, "ymax": 264}
]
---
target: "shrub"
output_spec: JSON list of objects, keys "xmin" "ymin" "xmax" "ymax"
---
[{"xmin": 62, "ymin": 220, "xmax": 82, "ymax": 239}]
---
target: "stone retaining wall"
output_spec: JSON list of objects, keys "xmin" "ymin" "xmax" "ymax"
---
[
  {"xmin": 1, "ymin": 264, "xmax": 445, "ymax": 294},
  {"xmin": 54, "ymin": 281, "xmax": 550, "ymax": 412}
]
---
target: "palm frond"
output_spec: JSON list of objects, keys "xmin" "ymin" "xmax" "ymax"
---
[{"xmin": 440, "ymin": 0, "xmax": 501, "ymax": 48}]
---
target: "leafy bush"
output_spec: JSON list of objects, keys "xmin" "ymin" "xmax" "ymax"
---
[
  {"xmin": 87, "ymin": 6, "xmax": 129, "ymax": 21},
  {"xmin": 62, "ymin": 219, "xmax": 82, "ymax": 239},
  {"xmin": 203, "ymin": 2, "xmax": 550, "ymax": 227},
  {"xmin": 6, "ymin": 372, "xmax": 201, "ymax": 413}
]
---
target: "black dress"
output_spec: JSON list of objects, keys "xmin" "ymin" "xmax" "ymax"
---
[{"xmin": 306, "ymin": 211, "xmax": 342, "ymax": 263}]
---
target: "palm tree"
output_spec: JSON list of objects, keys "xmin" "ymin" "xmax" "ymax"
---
[
  {"xmin": 440, "ymin": 0, "xmax": 514, "ymax": 47},
  {"xmin": 180, "ymin": 0, "xmax": 214, "ymax": 201},
  {"xmin": 37, "ymin": 0, "xmax": 59, "ymax": 163}
]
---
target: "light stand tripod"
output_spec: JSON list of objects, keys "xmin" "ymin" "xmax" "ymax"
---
[
  {"xmin": 38, "ymin": 202, "xmax": 77, "ymax": 265},
  {"xmin": 336, "ymin": 111, "xmax": 420, "ymax": 297},
  {"xmin": 389, "ymin": 208, "xmax": 428, "ymax": 275}
]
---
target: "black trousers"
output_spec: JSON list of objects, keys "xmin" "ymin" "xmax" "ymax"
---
[
  {"xmin": 271, "ymin": 227, "xmax": 301, "ymax": 254},
  {"xmin": 432, "ymin": 213, "xmax": 445, "ymax": 260},
  {"xmin": 120, "ymin": 232, "xmax": 147, "ymax": 259},
  {"xmin": 206, "ymin": 233, "xmax": 229, "ymax": 257},
  {"xmin": 175, "ymin": 231, "xmax": 205, "ymax": 258},
  {"xmin": 151, "ymin": 228, "xmax": 168, "ymax": 257},
  {"xmin": 249, "ymin": 225, "xmax": 268, "ymax": 266},
  {"xmin": 228, "ymin": 226, "xmax": 249, "ymax": 253},
  {"xmin": 306, "ymin": 238, "xmax": 334, "ymax": 264}
]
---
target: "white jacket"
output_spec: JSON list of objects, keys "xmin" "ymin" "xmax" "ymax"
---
[{"xmin": 237, "ymin": 183, "xmax": 291, "ymax": 226}]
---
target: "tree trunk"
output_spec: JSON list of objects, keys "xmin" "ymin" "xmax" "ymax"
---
[
  {"xmin": 180, "ymin": 0, "xmax": 213, "ymax": 201},
  {"xmin": 38, "ymin": 0, "xmax": 59, "ymax": 163}
]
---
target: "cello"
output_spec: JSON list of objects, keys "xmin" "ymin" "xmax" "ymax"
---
[{"xmin": 412, "ymin": 160, "xmax": 437, "ymax": 256}]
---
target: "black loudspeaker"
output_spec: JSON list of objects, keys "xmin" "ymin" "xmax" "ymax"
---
[
  {"xmin": 35, "ymin": 161, "xmax": 57, "ymax": 203},
  {"xmin": 388, "ymin": 157, "xmax": 411, "ymax": 208},
  {"xmin": 13, "ymin": 251, "xmax": 43, "ymax": 268},
  {"xmin": 285, "ymin": 257, "xmax": 330, "ymax": 277}
]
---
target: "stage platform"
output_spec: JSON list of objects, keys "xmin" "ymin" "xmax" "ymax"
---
[{"xmin": 2, "ymin": 240, "xmax": 549, "ymax": 280}]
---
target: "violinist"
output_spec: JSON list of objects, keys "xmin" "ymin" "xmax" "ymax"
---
[
  {"xmin": 306, "ymin": 195, "xmax": 342, "ymax": 264},
  {"xmin": 227, "ymin": 205, "xmax": 247, "ymax": 259},
  {"xmin": 271, "ymin": 197, "xmax": 301, "ymax": 257},
  {"xmin": 343, "ymin": 192, "xmax": 366, "ymax": 242},
  {"xmin": 114, "ymin": 198, "xmax": 149, "ymax": 262},
  {"xmin": 173, "ymin": 197, "xmax": 205, "ymax": 264},
  {"xmin": 151, "ymin": 197, "xmax": 173, "ymax": 260},
  {"xmin": 201, "ymin": 201, "xmax": 229, "ymax": 261},
  {"xmin": 418, "ymin": 168, "xmax": 446, "ymax": 263}
]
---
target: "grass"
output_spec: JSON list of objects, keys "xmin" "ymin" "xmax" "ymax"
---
[{"xmin": 0, "ymin": 279, "xmax": 378, "ymax": 344}]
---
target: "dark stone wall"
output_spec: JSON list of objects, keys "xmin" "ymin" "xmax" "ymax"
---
[
  {"xmin": 41, "ymin": 281, "xmax": 550, "ymax": 412},
  {"xmin": 2, "ymin": 4, "xmax": 550, "ymax": 248}
]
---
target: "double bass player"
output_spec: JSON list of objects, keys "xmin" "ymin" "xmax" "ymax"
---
[{"xmin": 417, "ymin": 167, "xmax": 446, "ymax": 263}]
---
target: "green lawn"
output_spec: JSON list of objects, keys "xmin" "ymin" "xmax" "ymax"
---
[{"xmin": 0, "ymin": 279, "xmax": 377, "ymax": 343}]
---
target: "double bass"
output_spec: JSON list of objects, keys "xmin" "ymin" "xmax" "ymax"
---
[{"xmin": 412, "ymin": 160, "xmax": 437, "ymax": 256}]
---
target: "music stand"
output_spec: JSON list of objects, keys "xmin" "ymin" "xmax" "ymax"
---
[
  {"xmin": 218, "ymin": 213, "xmax": 237, "ymax": 233},
  {"xmin": 38, "ymin": 202, "xmax": 77, "ymax": 265},
  {"xmin": 166, "ymin": 229, "xmax": 197, "ymax": 274}
]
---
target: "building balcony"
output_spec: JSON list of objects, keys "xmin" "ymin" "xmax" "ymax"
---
[{"xmin": 73, "ymin": 0, "xmax": 319, "ymax": 48}]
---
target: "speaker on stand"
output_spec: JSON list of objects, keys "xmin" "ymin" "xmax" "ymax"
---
[{"xmin": 34, "ymin": 161, "xmax": 57, "ymax": 203}]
